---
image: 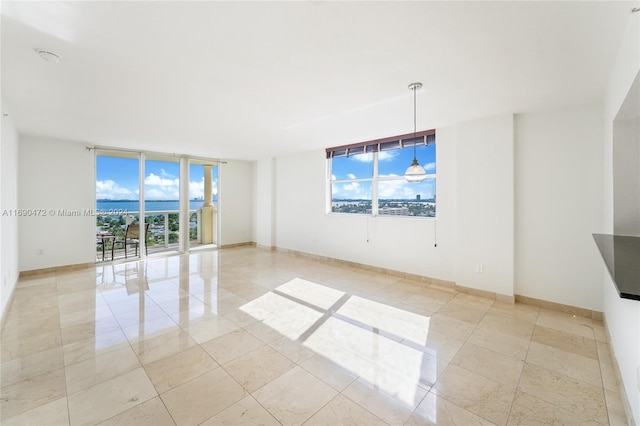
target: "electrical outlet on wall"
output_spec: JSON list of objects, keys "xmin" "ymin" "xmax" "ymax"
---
[{"xmin": 475, "ymin": 263, "xmax": 484, "ymax": 273}]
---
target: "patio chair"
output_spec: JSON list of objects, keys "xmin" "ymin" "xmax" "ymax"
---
[{"xmin": 114, "ymin": 223, "xmax": 149, "ymax": 259}]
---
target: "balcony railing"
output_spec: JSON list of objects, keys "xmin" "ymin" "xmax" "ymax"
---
[{"xmin": 96, "ymin": 209, "xmax": 204, "ymax": 262}]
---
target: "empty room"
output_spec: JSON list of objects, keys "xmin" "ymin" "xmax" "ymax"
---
[{"xmin": 1, "ymin": 1, "xmax": 639, "ymax": 425}]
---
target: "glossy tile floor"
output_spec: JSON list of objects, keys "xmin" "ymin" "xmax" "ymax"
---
[{"xmin": 1, "ymin": 247, "xmax": 629, "ymax": 425}]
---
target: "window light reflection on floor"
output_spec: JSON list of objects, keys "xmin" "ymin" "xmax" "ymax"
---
[
  {"xmin": 337, "ymin": 295, "xmax": 431, "ymax": 345},
  {"xmin": 261, "ymin": 307, "xmax": 324, "ymax": 341},
  {"xmin": 239, "ymin": 277, "xmax": 434, "ymax": 408},
  {"xmin": 276, "ymin": 278, "xmax": 346, "ymax": 310}
]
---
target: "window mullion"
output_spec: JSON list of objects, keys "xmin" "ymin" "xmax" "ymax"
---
[
  {"xmin": 326, "ymin": 154, "xmax": 332, "ymax": 214},
  {"xmin": 331, "ymin": 177, "xmax": 372, "ymax": 183},
  {"xmin": 372, "ymin": 151, "xmax": 379, "ymax": 216}
]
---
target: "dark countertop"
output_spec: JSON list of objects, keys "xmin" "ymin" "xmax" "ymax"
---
[{"xmin": 593, "ymin": 234, "xmax": 640, "ymax": 301}]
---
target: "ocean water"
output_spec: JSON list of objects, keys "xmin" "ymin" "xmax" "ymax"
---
[{"xmin": 97, "ymin": 200, "xmax": 206, "ymax": 213}]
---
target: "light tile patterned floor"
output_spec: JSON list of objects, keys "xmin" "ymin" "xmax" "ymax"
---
[{"xmin": 0, "ymin": 247, "xmax": 629, "ymax": 425}]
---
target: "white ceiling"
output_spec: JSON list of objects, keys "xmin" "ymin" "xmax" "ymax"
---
[{"xmin": 1, "ymin": 1, "xmax": 635, "ymax": 160}]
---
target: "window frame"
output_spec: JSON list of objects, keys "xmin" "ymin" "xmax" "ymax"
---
[{"xmin": 326, "ymin": 130, "xmax": 436, "ymax": 218}]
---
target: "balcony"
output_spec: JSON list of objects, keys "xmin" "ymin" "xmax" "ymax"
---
[{"xmin": 96, "ymin": 209, "xmax": 215, "ymax": 262}]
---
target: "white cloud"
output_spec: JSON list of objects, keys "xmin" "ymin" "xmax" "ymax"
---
[
  {"xmin": 349, "ymin": 151, "xmax": 397, "ymax": 163},
  {"xmin": 188, "ymin": 177, "xmax": 218, "ymax": 200},
  {"xmin": 378, "ymin": 151, "xmax": 397, "ymax": 161},
  {"xmin": 343, "ymin": 182, "xmax": 360, "ymax": 191},
  {"xmin": 160, "ymin": 169, "xmax": 176, "ymax": 178},
  {"xmin": 99, "ymin": 174, "xmax": 219, "ymax": 201},
  {"xmin": 96, "ymin": 180, "xmax": 135, "ymax": 200},
  {"xmin": 347, "ymin": 173, "xmax": 357, "ymax": 180},
  {"xmin": 351, "ymin": 153, "xmax": 374, "ymax": 163},
  {"xmin": 333, "ymin": 181, "xmax": 372, "ymax": 200},
  {"xmin": 145, "ymin": 173, "xmax": 179, "ymax": 187},
  {"xmin": 378, "ymin": 179, "xmax": 435, "ymax": 200},
  {"xmin": 143, "ymin": 172, "xmax": 181, "ymax": 200},
  {"xmin": 190, "ymin": 178, "xmax": 204, "ymax": 199},
  {"xmin": 424, "ymin": 162, "xmax": 436, "ymax": 172},
  {"xmin": 378, "ymin": 180, "xmax": 405, "ymax": 199},
  {"xmin": 145, "ymin": 188, "xmax": 179, "ymax": 200}
]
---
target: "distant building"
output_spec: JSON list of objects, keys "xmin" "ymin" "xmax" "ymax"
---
[
  {"xmin": 416, "ymin": 194, "xmax": 421, "ymax": 201},
  {"xmin": 378, "ymin": 207, "xmax": 410, "ymax": 216}
]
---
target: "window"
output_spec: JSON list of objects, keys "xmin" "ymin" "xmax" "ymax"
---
[
  {"xmin": 95, "ymin": 150, "xmax": 219, "ymax": 262},
  {"xmin": 327, "ymin": 130, "xmax": 436, "ymax": 217}
]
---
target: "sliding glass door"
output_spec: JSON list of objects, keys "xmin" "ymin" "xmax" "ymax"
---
[
  {"xmin": 95, "ymin": 150, "xmax": 219, "ymax": 263},
  {"xmin": 144, "ymin": 156, "xmax": 181, "ymax": 255},
  {"xmin": 95, "ymin": 153, "xmax": 142, "ymax": 262}
]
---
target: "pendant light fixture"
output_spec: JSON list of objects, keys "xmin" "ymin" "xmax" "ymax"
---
[{"xmin": 404, "ymin": 82, "xmax": 428, "ymax": 183}]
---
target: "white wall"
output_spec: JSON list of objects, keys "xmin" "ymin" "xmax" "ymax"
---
[
  {"xmin": 274, "ymin": 124, "xmax": 457, "ymax": 284},
  {"xmin": 613, "ymin": 113, "xmax": 640, "ymax": 236},
  {"xmin": 456, "ymin": 114, "xmax": 514, "ymax": 296},
  {"xmin": 255, "ymin": 158, "xmax": 276, "ymax": 247},
  {"xmin": 1, "ymin": 103, "xmax": 19, "ymax": 320},
  {"xmin": 602, "ymin": 8, "xmax": 640, "ymax": 424},
  {"xmin": 18, "ymin": 135, "xmax": 95, "ymax": 271},
  {"xmin": 272, "ymin": 108, "xmax": 613, "ymax": 311},
  {"xmin": 605, "ymin": 274, "xmax": 640, "ymax": 424},
  {"xmin": 219, "ymin": 159, "xmax": 255, "ymax": 246},
  {"xmin": 16, "ymin": 136, "xmax": 257, "ymax": 270},
  {"xmin": 514, "ymin": 104, "xmax": 604, "ymax": 311}
]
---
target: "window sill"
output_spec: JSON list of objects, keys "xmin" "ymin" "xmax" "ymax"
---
[{"xmin": 327, "ymin": 212, "xmax": 436, "ymax": 220}]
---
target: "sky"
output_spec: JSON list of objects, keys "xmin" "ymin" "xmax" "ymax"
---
[
  {"xmin": 331, "ymin": 144, "xmax": 436, "ymax": 200},
  {"xmin": 96, "ymin": 156, "xmax": 218, "ymax": 200},
  {"xmin": 96, "ymin": 144, "xmax": 435, "ymax": 202}
]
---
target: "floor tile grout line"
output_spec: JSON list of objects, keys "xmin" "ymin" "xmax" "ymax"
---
[
  {"xmin": 594, "ymin": 333, "xmax": 614, "ymax": 426},
  {"xmin": 79, "ymin": 267, "xmax": 158, "ymax": 425},
  {"xmin": 335, "ymin": 384, "xmax": 403, "ymax": 426},
  {"xmin": 516, "ymin": 320, "xmax": 612, "ymax": 426},
  {"xmin": 3, "ymin": 248, "xmax": 626, "ymax": 426},
  {"xmin": 426, "ymin": 298, "xmax": 506, "ymax": 426},
  {"xmin": 217, "ymin": 348, "xmax": 290, "ymax": 424},
  {"xmin": 55, "ymin": 272, "xmax": 73, "ymax": 426},
  {"xmin": 504, "ymin": 306, "xmax": 539, "ymax": 426}
]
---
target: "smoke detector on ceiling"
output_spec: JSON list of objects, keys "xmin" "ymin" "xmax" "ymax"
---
[{"xmin": 34, "ymin": 49, "xmax": 62, "ymax": 63}]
